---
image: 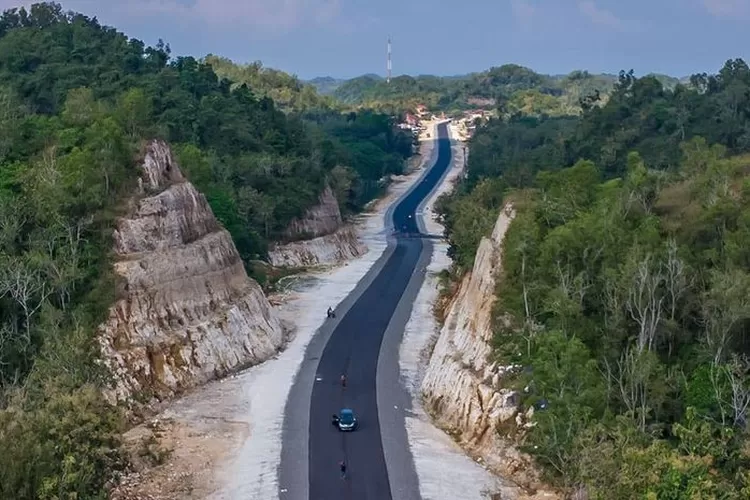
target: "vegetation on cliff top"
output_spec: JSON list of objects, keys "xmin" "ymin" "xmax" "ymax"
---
[
  {"xmin": 204, "ymin": 55, "xmax": 337, "ymax": 112},
  {"xmin": 0, "ymin": 3, "xmax": 411, "ymax": 498},
  {"xmin": 437, "ymin": 59, "xmax": 750, "ymax": 497}
]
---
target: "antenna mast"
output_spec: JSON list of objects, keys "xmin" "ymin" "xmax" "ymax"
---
[{"xmin": 387, "ymin": 36, "xmax": 391, "ymax": 83}]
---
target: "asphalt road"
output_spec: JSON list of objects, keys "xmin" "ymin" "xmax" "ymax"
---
[{"xmin": 280, "ymin": 122, "xmax": 452, "ymax": 500}]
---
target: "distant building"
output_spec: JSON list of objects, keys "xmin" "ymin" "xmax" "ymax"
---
[{"xmin": 404, "ymin": 112, "xmax": 419, "ymax": 127}]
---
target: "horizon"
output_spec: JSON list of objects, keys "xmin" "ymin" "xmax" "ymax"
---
[{"xmin": 302, "ymin": 67, "xmax": 698, "ymax": 83}]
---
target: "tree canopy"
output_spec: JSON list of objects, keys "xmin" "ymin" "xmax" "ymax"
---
[
  {"xmin": 204, "ymin": 55, "xmax": 337, "ymax": 112},
  {"xmin": 437, "ymin": 58, "xmax": 750, "ymax": 497},
  {"xmin": 316, "ymin": 65, "xmax": 687, "ymax": 117},
  {"xmin": 0, "ymin": 3, "xmax": 413, "ymax": 498}
]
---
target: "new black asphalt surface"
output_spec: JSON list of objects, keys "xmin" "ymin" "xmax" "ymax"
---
[{"xmin": 279, "ymin": 122, "xmax": 452, "ymax": 500}]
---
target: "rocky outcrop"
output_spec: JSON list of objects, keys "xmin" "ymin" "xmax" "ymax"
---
[
  {"xmin": 269, "ymin": 183, "xmax": 366, "ymax": 267},
  {"xmin": 284, "ymin": 184, "xmax": 342, "ymax": 240},
  {"xmin": 421, "ymin": 204, "xmax": 552, "ymax": 493},
  {"xmin": 98, "ymin": 140, "xmax": 284, "ymax": 403},
  {"xmin": 267, "ymin": 226, "xmax": 366, "ymax": 268}
]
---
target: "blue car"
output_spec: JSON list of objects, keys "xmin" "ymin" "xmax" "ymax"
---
[{"xmin": 332, "ymin": 408, "xmax": 358, "ymax": 431}]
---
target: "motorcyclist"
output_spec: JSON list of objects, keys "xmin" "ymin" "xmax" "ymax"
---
[
  {"xmin": 327, "ymin": 306, "xmax": 335, "ymax": 318},
  {"xmin": 340, "ymin": 374, "xmax": 347, "ymax": 388},
  {"xmin": 339, "ymin": 461, "xmax": 347, "ymax": 479}
]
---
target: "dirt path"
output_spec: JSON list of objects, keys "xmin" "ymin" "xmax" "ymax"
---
[{"xmin": 111, "ymin": 373, "xmax": 254, "ymax": 500}]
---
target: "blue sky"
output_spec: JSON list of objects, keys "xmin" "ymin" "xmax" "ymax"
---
[{"xmin": 2, "ymin": 0, "xmax": 748, "ymax": 79}]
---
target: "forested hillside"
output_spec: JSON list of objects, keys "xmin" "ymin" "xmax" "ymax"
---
[
  {"xmin": 205, "ymin": 55, "xmax": 336, "ymax": 112},
  {"xmin": 307, "ymin": 76, "xmax": 347, "ymax": 96},
  {"xmin": 437, "ymin": 59, "xmax": 750, "ymax": 497},
  {"xmin": 0, "ymin": 3, "xmax": 411, "ymax": 498},
  {"xmin": 326, "ymin": 66, "xmax": 690, "ymax": 118},
  {"xmin": 329, "ymin": 66, "xmax": 618, "ymax": 116}
]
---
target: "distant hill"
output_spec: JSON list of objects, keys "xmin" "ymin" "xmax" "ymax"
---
[
  {"xmin": 309, "ymin": 65, "xmax": 687, "ymax": 116},
  {"xmin": 317, "ymin": 65, "xmax": 616, "ymax": 116},
  {"xmin": 307, "ymin": 76, "xmax": 346, "ymax": 95}
]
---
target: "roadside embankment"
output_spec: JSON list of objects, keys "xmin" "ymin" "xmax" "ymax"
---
[{"xmin": 400, "ymin": 124, "xmax": 558, "ymax": 499}]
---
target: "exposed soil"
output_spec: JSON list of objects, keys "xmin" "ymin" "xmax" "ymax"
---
[{"xmin": 111, "ymin": 412, "xmax": 246, "ymax": 500}]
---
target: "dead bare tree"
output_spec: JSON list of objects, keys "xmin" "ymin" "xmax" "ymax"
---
[
  {"xmin": 0, "ymin": 259, "xmax": 52, "ymax": 332},
  {"xmin": 708, "ymin": 355, "xmax": 750, "ymax": 429},
  {"xmin": 708, "ymin": 364, "xmax": 730, "ymax": 427},
  {"xmin": 607, "ymin": 346, "xmax": 653, "ymax": 432},
  {"xmin": 701, "ymin": 270, "xmax": 750, "ymax": 365},
  {"xmin": 625, "ymin": 253, "xmax": 666, "ymax": 353},
  {"xmin": 662, "ymin": 239, "xmax": 692, "ymax": 356},
  {"xmin": 555, "ymin": 247, "xmax": 597, "ymax": 309},
  {"xmin": 39, "ymin": 145, "xmax": 61, "ymax": 188},
  {"xmin": 664, "ymin": 239, "xmax": 690, "ymax": 321},
  {"xmin": 555, "ymin": 259, "xmax": 573, "ymax": 298},
  {"xmin": 605, "ymin": 344, "xmax": 670, "ymax": 433},
  {"xmin": 725, "ymin": 354, "xmax": 750, "ymax": 429},
  {"xmin": 518, "ymin": 243, "xmax": 532, "ymax": 323},
  {"xmin": 602, "ymin": 269, "xmax": 624, "ymax": 332}
]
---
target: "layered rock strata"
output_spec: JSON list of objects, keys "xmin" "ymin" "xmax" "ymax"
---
[
  {"xmin": 421, "ymin": 204, "xmax": 549, "ymax": 490},
  {"xmin": 99, "ymin": 140, "xmax": 284, "ymax": 403},
  {"xmin": 268, "ymin": 184, "xmax": 366, "ymax": 267}
]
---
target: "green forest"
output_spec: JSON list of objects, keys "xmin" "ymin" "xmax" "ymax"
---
[
  {"xmin": 316, "ymin": 66, "xmax": 685, "ymax": 117},
  {"xmin": 204, "ymin": 55, "xmax": 337, "ymax": 112},
  {"xmin": 0, "ymin": 3, "xmax": 412, "ymax": 498},
  {"xmin": 437, "ymin": 60, "xmax": 750, "ymax": 497}
]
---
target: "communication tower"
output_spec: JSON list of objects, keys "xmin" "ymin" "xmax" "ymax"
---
[{"xmin": 387, "ymin": 37, "xmax": 391, "ymax": 83}]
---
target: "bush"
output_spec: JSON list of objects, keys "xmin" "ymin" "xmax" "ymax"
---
[{"xmin": 0, "ymin": 384, "xmax": 125, "ymax": 500}]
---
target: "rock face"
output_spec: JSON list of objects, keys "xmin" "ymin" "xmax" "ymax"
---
[
  {"xmin": 267, "ymin": 226, "xmax": 366, "ymax": 268},
  {"xmin": 268, "ymin": 184, "xmax": 366, "ymax": 267},
  {"xmin": 421, "ymin": 203, "xmax": 549, "ymax": 491},
  {"xmin": 98, "ymin": 140, "xmax": 284, "ymax": 403},
  {"xmin": 284, "ymin": 184, "xmax": 342, "ymax": 239}
]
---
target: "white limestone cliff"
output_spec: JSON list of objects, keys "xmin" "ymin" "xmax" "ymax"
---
[
  {"xmin": 421, "ymin": 203, "xmax": 551, "ymax": 492},
  {"xmin": 98, "ymin": 140, "xmax": 285, "ymax": 403},
  {"xmin": 268, "ymin": 184, "xmax": 366, "ymax": 267}
]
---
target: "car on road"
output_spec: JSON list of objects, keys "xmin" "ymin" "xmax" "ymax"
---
[{"xmin": 332, "ymin": 408, "xmax": 358, "ymax": 431}]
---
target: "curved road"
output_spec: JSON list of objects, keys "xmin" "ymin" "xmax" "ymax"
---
[{"xmin": 280, "ymin": 122, "xmax": 452, "ymax": 500}]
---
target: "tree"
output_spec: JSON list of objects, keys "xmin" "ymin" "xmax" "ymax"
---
[
  {"xmin": 61, "ymin": 87, "xmax": 99, "ymax": 128},
  {"xmin": 623, "ymin": 252, "xmax": 665, "ymax": 353},
  {"xmin": 115, "ymin": 88, "xmax": 152, "ymax": 140},
  {"xmin": 605, "ymin": 347, "xmax": 667, "ymax": 431},
  {"xmin": 701, "ymin": 269, "xmax": 750, "ymax": 364}
]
